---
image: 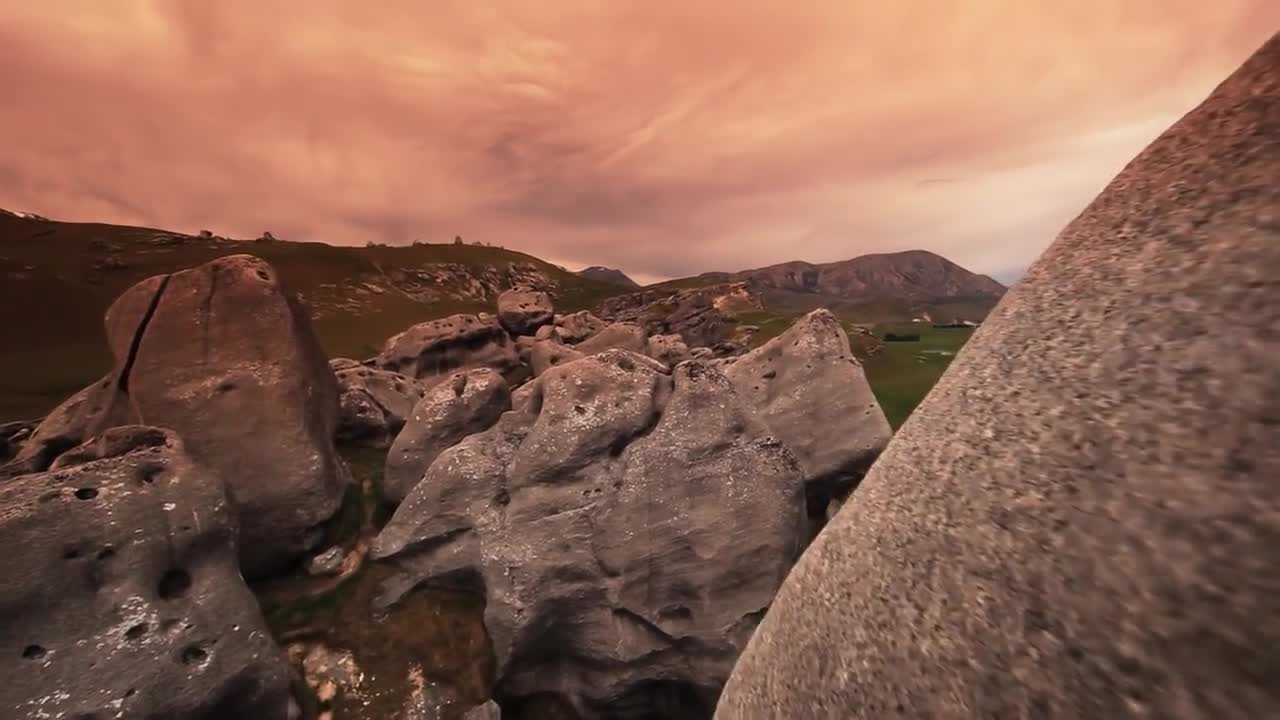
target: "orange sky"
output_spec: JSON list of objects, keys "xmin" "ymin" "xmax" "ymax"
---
[{"xmin": 1, "ymin": 2, "xmax": 1276, "ymax": 284}]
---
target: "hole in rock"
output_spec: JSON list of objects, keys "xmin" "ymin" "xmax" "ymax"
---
[
  {"xmin": 97, "ymin": 546, "xmax": 115, "ymax": 561},
  {"xmin": 255, "ymin": 270, "xmax": 270, "ymax": 281},
  {"xmin": 74, "ymin": 488, "xmax": 99, "ymax": 500},
  {"xmin": 158, "ymin": 569, "xmax": 192, "ymax": 599},
  {"xmin": 494, "ymin": 489, "xmax": 511, "ymax": 507},
  {"xmin": 139, "ymin": 465, "xmax": 163, "ymax": 484},
  {"xmin": 22, "ymin": 645, "xmax": 46, "ymax": 660},
  {"xmin": 125, "ymin": 623, "xmax": 148, "ymax": 640},
  {"xmin": 63, "ymin": 546, "xmax": 83, "ymax": 560},
  {"xmin": 180, "ymin": 645, "xmax": 208, "ymax": 665}
]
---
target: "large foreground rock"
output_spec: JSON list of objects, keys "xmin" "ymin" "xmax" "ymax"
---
[
  {"xmin": 0, "ymin": 427, "xmax": 295, "ymax": 719},
  {"xmin": 724, "ymin": 309, "xmax": 891, "ymax": 521},
  {"xmin": 496, "ymin": 289, "xmax": 554, "ymax": 336},
  {"xmin": 374, "ymin": 313, "xmax": 522, "ymax": 387},
  {"xmin": 331, "ymin": 359, "xmax": 428, "ymax": 447},
  {"xmin": 717, "ymin": 33, "xmax": 1280, "ymax": 719},
  {"xmin": 381, "ymin": 368, "xmax": 511, "ymax": 504},
  {"xmin": 373, "ymin": 351, "xmax": 806, "ymax": 718},
  {"xmin": 8, "ymin": 254, "xmax": 347, "ymax": 578}
]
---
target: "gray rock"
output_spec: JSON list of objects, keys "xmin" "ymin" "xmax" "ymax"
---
[
  {"xmin": 331, "ymin": 360, "xmax": 428, "ymax": 447},
  {"xmin": 463, "ymin": 700, "xmax": 502, "ymax": 720},
  {"xmin": 0, "ymin": 426, "xmax": 294, "ymax": 719},
  {"xmin": 724, "ymin": 309, "xmax": 891, "ymax": 525},
  {"xmin": 306, "ymin": 546, "xmax": 346, "ymax": 576},
  {"xmin": 533, "ymin": 323, "xmax": 561, "ymax": 341},
  {"xmin": 529, "ymin": 338, "xmax": 585, "ymax": 377},
  {"xmin": 496, "ymin": 289, "xmax": 554, "ymax": 336},
  {"xmin": 381, "ymin": 368, "xmax": 511, "ymax": 504},
  {"xmin": 553, "ymin": 310, "xmax": 608, "ymax": 345},
  {"xmin": 689, "ymin": 347, "xmax": 714, "ymax": 360},
  {"xmin": 373, "ymin": 351, "xmax": 805, "ymax": 718},
  {"xmin": 575, "ymin": 321, "xmax": 647, "ymax": 355},
  {"xmin": 598, "ymin": 282, "xmax": 761, "ymax": 349},
  {"xmin": 717, "ymin": 33, "xmax": 1280, "ymax": 719},
  {"xmin": 374, "ymin": 313, "xmax": 521, "ymax": 388},
  {"xmin": 646, "ymin": 333, "xmax": 691, "ymax": 368},
  {"xmin": 7, "ymin": 255, "xmax": 347, "ymax": 579}
]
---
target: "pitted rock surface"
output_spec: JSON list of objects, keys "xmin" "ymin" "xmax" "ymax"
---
[
  {"xmin": 496, "ymin": 289, "xmax": 554, "ymax": 336},
  {"xmin": 374, "ymin": 313, "xmax": 521, "ymax": 388},
  {"xmin": 332, "ymin": 360, "xmax": 428, "ymax": 447},
  {"xmin": 0, "ymin": 426, "xmax": 295, "ymax": 720}
]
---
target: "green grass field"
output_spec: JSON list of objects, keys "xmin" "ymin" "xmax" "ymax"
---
[{"xmin": 862, "ymin": 323, "xmax": 973, "ymax": 429}]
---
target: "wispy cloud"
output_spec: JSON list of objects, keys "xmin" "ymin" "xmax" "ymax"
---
[{"xmin": 0, "ymin": 1, "xmax": 1275, "ymax": 282}]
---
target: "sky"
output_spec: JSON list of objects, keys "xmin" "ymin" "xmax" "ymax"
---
[{"xmin": 1, "ymin": 3, "xmax": 1276, "ymax": 285}]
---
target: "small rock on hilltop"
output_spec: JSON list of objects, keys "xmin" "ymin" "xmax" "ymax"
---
[{"xmin": 496, "ymin": 289, "xmax": 554, "ymax": 336}]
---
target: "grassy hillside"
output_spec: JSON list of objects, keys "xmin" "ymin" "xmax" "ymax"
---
[{"xmin": 0, "ymin": 214, "xmax": 623, "ymax": 421}]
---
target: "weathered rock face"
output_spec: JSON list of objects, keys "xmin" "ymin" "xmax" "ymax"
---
[
  {"xmin": 496, "ymin": 289, "xmax": 554, "ymax": 336},
  {"xmin": 373, "ymin": 351, "xmax": 806, "ymax": 718},
  {"xmin": 0, "ymin": 419, "xmax": 36, "ymax": 463},
  {"xmin": 646, "ymin": 333, "xmax": 691, "ymax": 368},
  {"xmin": 374, "ymin": 313, "xmax": 522, "ymax": 388},
  {"xmin": 332, "ymin": 360, "xmax": 428, "ymax": 447},
  {"xmin": 8, "ymin": 254, "xmax": 348, "ymax": 579},
  {"xmin": 553, "ymin": 310, "xmax": 608, "ymax": 345},
  {"xmin": 463, "ymin": 700, "xmax": 502, "ymax": 720},
  {"xmin": 574, "ymin": 321, "xmax": 648, "ymax": 356},
  {"xmin": 529, "ymin": 338, "xmax": 585, "ymax": 377},
  {"xmin": 717, "ymin": 33, "xmax": 1280, "ymax": 719},
  {"xmin": 0, "ymin": 426, "xmax": 295, "ymax": 720},
  {"xmin": 724, "ymin": 309, "xmax": 891, "ymax": 523},
  {"xmin": 381, "ymin": 368, "xmax": 511, "ymax": 504}
]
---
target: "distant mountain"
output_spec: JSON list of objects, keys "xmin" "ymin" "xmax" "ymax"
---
[
  {"xmin": 657, "ymin": 250, "xmax": 1007, "ymax": 323},
  {"xmin": 577, "ymin": 265, "xmax": 640, "ymax": 288}
]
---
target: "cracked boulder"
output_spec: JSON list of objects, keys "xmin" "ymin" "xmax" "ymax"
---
[
  {"xmin": 381, "ymin": 368, "xmax": 511, "ymax": 504},
  {"xmin": 374, "ymin": 313, "xmax": 522, "ymax": 388},
  {"xmin": 331, "ymin": 359, "xmax": 428, "ymax": 447},
  {"xmin": 496, "ymin": 289, "xmax": 554, "ymax": 336},
  {"xmin": 574, "ymin": 321, "xmax": 647, "ymax": 356},
  {"xmin": 725, "ymin": 309, "xmax": 891, "ymax": 524},
  {"xmin": 0, "ymin": 426, "xmax": 295, "ymax": 720},
  {"xmin": 372, "ymin": 350, "xmax": 806, "ymax": 718},
  {"xmin": 6, "ymin": 254, "xmax": 348, "ymax": 579}
]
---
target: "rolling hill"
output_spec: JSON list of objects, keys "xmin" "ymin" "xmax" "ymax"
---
[{"xmin": 577, "ymin": 266, "xmax": 640, "ymax": 288}]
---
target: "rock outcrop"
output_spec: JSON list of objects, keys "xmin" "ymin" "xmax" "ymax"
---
[
  {"xmin": 529, "ymin": 338, "xmax": 584, "ymax": 377},
  {"xmin": 724, "ymin": 309, "xmax": 891, "ymax": 523},
  {"xmin": 496, "ymin": 289, "xmax": 554, "ymax": 336},
  {"xmin": 332, "ymin": 360, "xmax": 428, "ymax": 447},
  {"xmin": 372, "ymin": 351, "xmax": 806, "ymax": 717},
  {"xmin": 717, "ymin": 32, "xmax": 1280, "ymax": 719},
  {"xmin": 374, "ymin": 313, "xmax": 521, "ymax": 388},
  {"xmin": 574, "ymin": 321, "xmax": 648, "ymax": 356},
  {"xmin": 599, "ymin": 283, "xmax": 761, "ymax": 351},
  {"xmin": 0, "ymin": 419, "xmax": 35, "ymax": 462},
  {"xmin": 553, "ymin": 311, "xmax": 608, "ymax": 345},
  {"xmin": 6, "ymin": 254, "xmax": 347, "ymax": 579},
  {"xmin": 0, "ymin": 426, "xmax": 295, "ymax": 719},
  {"xmin": 381, "ymin": 368, "xmax": 511, "ymax": 504}
]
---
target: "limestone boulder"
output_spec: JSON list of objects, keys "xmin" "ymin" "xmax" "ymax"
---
[
  {"xmin": 646, "ymin": 333, "xmax": 691, "ymax": 368},
  {"xmin": 575, "ymin": 321, "xmax": 647, "ymax": 356},
  {"xmin": 717, "ymin": 33, "xmax": 1280, "ymax": 719},
  {"xmin": 374, "ymin": 313, "xmax": 521, "ymax": 388},
  {"xmin": 553, "ymin": 311, "xmax": 608, "ymax": 345},
  {"xmin": 381, "ymin": 368, "xmax": 511, "ymax": 504},
  {"xmin": 372, "ymin": 351, "xmax": 805, "ymax": 718},
  {"xmin": 331, "ymin": 360, "xmax": 428, "ymax": 447},
  {"xmin": 724, "ymin": 309, "xmax": 891, "ymax": 522},
  {"xmin": 0, "ymin": 426, "xmax": 295, "ymax": 719},
  {"xmin": 496, "ymin": 289, "xmax": 554, "ymax": 336},
  {"xmin": 529, "ymin": 338, "xmax": 584, "ymax": 377},
  {"xmin": 7, "ymin": 254, "xmax": 348, "ymax": 578}
]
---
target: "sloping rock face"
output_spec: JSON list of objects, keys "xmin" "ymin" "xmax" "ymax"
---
[
  {"xmin": 374, "ymin": 313, "xmax": 521, "ymax": 387},
  {"xmin": 529, "ymin": 338, "xmax": 584, "ymax": 377},
  {"xmin": 7, "ymin": 254, "xmax": 347, "ymax": 579},
  {"xmin": 574, "ymin": 321, "xmax": 648, "ymax": 355},
  {"xmin": 0, "ymin": 427, "xmax": 295, "ymax": 719},
  {"xmin": 381, "ymin": 368, "xmax": 511, "ymax": 504},
  {"xmin": 0, "ymin": 419, "xmax": 36, "ymax": 462},
  {"xmin": 496, "ymin": 289, "xmax": 554, "ymax": 336},
  {"xmin": 332, "ymin": 360, "xmax": 428, "ymax": 447},
  {"xmin": 372, "ymin": 351, "xmax": 806, "ymax": 718},
  {"xmin": 717, "ymin": 33, "xmax": 1280, "ymax": 719},
  {"xmin": 724, "ymin": 309, "xmax": 891, "ymax": 523},
  {"xmin": 599, "ymin": 283, "xmax": 761, "ymax": 351},
  {"xmin": 554, "ymin": 311, "xmax": 608, "ymax": 345}
]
